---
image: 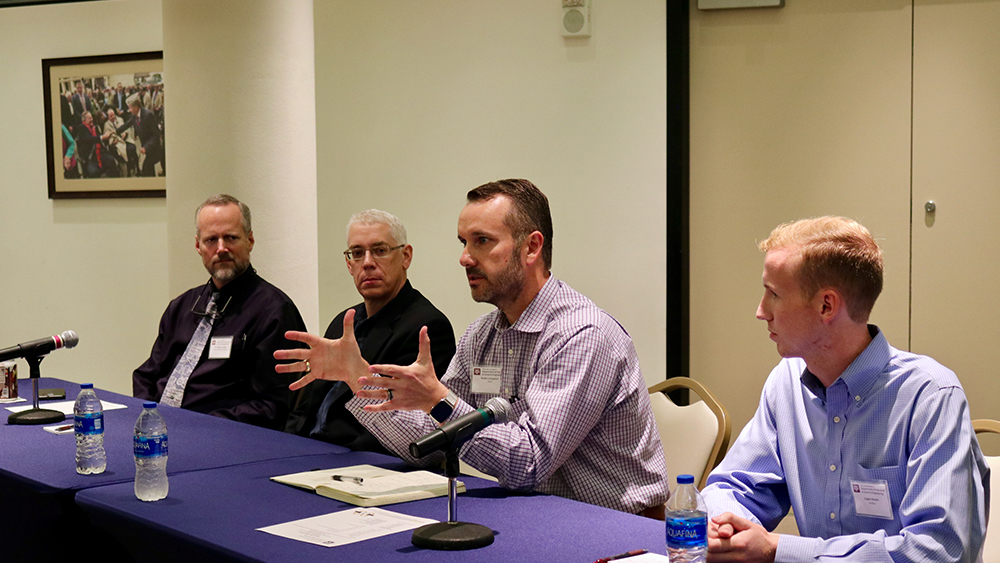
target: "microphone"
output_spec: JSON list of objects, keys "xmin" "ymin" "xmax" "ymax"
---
[
  {"xmin": 0, "ymin": 330, "xmax": 79, "ymax": 362},
  {"xmin": 410, "ymin": 396, "xmax": 512, "ymax": 458}
]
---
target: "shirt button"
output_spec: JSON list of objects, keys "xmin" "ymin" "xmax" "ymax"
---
[
  {"xmin": 830, "ymin": 512, "xmax": 836, "ymax": 520},
  {"xmin": 829, "ymin": 464, "xmax": 836, "ymax": 471},
  {"xmin": 508, "ymin": 349, "xmax": 514, "ymax": 356},
  {"xmin": 855, "ymin": 395, "xmax": 861, "ymax": 402},
  {"xmin": 833, "ymin": 416, "xmax": 841, "ymax": 423}
]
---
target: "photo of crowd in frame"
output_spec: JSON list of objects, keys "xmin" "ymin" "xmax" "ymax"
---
[{"xmin": 42, "ymin": 51, "xmax": 165, "ymax": 199}]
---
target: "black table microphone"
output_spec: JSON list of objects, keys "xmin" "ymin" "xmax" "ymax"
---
[
  {"xmin": 410, "ymin": 397, "xmax": 512, "ymax": 458},
  {"xmin": 0, "ymin": 330, "xmax": 79, "ymax": 362}
]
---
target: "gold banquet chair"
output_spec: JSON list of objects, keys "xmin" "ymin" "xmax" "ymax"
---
[
  {"xmin": 975, "ymin": 419, "xmax": 1000, "ymax": 563},
  {"xmin": 648, "ymin": 377, "xmax": 731, "ymax": 490}
]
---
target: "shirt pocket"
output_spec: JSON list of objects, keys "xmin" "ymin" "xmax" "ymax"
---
[{"xmin": 852, "ymin": 463, "xmax": 906, "ymax": 531}]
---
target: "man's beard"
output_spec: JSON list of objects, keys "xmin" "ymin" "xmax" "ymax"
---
[
  {"xmin": 467, "ymin": 250, "xmax": 524, "ymax": 309},
  {"xmin": 207, "ymin": 254, "xmax": 249, "ymax": 285}
]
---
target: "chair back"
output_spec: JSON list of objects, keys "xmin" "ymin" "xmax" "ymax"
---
[
  {"xmin": 648, "ymin": 377, "xmax": 731, "ymax": 489},
  {"xmin": 974, "ymin": 419, "xmax": 1000, "ymax": 563}
]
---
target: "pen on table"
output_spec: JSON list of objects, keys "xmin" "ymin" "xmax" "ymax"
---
[
  {"xmin": 593, "ymin": 549, "xmax": 647, "ymax": 563},
  {"xmin": 331, "ymin": 474, "xmax": 364, "ymax": 485},
  {"xmin": 53, "ymin": 424, "xmax": 74, "ymax": 432}
]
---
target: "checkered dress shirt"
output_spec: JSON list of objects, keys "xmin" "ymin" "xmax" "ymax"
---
[{"xmin": 349, "ymin": 276, "xmax": 668, "ymax": 514}]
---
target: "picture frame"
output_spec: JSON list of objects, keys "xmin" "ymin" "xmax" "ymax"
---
[{"xmin": 42, "ymin": 51, "xmax": 165, "ymax": 199}]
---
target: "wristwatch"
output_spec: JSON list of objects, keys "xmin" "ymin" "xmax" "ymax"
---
[{"xmin": 430, "ymin": 390, "xmax": 459, "ymax": 423}]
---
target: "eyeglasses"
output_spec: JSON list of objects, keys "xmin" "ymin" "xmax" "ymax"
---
[
  {"xmin": 343, "ymin": 244, "xmax": 405, "ymax": 262},
  {"xmin": 190, "ymin": 293, "xmax": 232, "ymax": 320}
]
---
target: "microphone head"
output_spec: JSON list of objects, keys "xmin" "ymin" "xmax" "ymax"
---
[
  {"xmin": 60, "ymin": 330, "xmax": 79, "ymax": 349},
  {"xmin": 484, "ymin": 397, "xmax": 513, "ymax": 425}
]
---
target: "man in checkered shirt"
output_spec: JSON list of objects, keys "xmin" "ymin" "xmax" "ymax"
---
[{"xmin": 277, "ymin": 179, "xmax": 668, "ymax": 517}]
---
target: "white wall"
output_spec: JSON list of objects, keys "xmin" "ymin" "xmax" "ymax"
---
[
  {"xmin": 0, "ymin": 0, "xmax": 667, "ymax": 399},
  {"xmin": 0, "ymin": 0, "xmax": 165, "ymax": 395},
  {"xmin": 314, "ymin": 0, "xmax": 668, "ymax": 384}
]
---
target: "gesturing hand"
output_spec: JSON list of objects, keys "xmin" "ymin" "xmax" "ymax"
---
[
  {"xmin": 274, "ymin": 308, "xmax": 370, "ymax": 392},
  {"xmin": 707, "ymin": 513, "xmax": 778, "ymax": 563},
  {"xmin": 359, "ymin": 326, "xmax": 448, "ymax": 413}
]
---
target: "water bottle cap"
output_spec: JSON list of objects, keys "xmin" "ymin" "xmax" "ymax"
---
[
  {"xmin": 143, "ymin": 401, "xmax": 158, "ymax": 409},
  {"xmin": 80, "ymin": 383, "xmax": 94, "ymax": 389},
  {"xmin": 677, "ymin": 474, "xmax": 695, "ymax": 484}
]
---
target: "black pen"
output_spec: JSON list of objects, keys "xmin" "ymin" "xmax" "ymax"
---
[
  {"xmin": 593, "ymin": 549, "xmax": 647, "ymax": 563},
  {"xmin": 331, "ymin": 474, "xmax": 364, "ymax": 485}
]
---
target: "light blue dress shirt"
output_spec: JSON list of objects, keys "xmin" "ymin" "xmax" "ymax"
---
[{"xmin": 702, "ymin": 326, "xmax": 990, "ymax": 563}]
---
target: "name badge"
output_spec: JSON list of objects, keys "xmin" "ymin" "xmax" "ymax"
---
[
  {"xmin": 471, "ymin": 365, "xmax": 502, "ymax": 395},
  {"xmin": 208, "ymin": 336, "xmax": 233, "ymax": 359},
  {"xmin": 850, "ymin": 479, "xmax": 893, "ymax": 520}
]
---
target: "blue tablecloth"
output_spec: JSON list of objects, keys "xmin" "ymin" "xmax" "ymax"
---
[
  {"xmin": 1, "ymin": 378, "xmax": 346, "ymax": 493},
  {"xmin": 76, "ymin": 451, "xmax": 668, "ymax": 563},
  {"xmin": 1, "ymin": 377, "xmax": 347, "ymax": 561}
]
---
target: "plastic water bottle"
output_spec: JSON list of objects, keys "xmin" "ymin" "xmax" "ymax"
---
[
  {"xmin": 666, "ymin": 474, "xmax": 708, "ymax": 562},
  {"xmin": 74, "ymin": 383, "xmax": 106, "ymax": 475},
  {"xmin": 134, "ymin": 401, "xmax": 168, "ymax": 501}
]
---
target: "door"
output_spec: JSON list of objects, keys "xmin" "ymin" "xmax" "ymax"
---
[{"xmin": 912, "ymin": 0, "xmax": 1000, "ymax": 423}]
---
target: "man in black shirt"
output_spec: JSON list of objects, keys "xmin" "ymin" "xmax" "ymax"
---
[
  {"xmin": 133, "ymin": 194, "xmax": 307, "ymax": 429},
  {"xmin": 284, "ymin": 210, "xmax": 455, "ymax": 453}
]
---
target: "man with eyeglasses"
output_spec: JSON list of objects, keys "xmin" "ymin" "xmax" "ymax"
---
[
  {"xmin": 284, "ymin": 209, "xmax": 455, "ymax": 453},
  {"xmin": 275, "ymin": 180, "xmax": 667, "ymax": 517},
  {"xmin": 133, "ymin": 194, "xmax": 307, "ymax": 429}
]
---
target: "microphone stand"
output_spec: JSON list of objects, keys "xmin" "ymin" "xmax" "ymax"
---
[
  {"xmin": 7, "ymin": 355, "xmax": 65, "ymax": 425},
  {"xmin": 411, "ymin": 447, "xmax": 495, "ymax": 550}
]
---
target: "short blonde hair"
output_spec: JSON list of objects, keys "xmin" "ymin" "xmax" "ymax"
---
[{"xmin": 760, "ymin": 216, "xmax": 883, "ymax": 323}]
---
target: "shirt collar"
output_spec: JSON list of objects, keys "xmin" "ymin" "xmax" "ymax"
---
[
  {"xmin": 353, "ymin": 279, "xmax": 416, "ymax": 328},
  {"xmin": 800, "ymin": 324, "xmax": 889, "ymax": 400},
  {"xmin": 491, "ymin": 275, "xmax": 557, "ymax": 334}
]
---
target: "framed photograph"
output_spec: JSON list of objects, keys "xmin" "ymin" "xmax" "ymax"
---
[{"xmin": 42, "ymin": 51, "xmax": 165, "ymax": 199}]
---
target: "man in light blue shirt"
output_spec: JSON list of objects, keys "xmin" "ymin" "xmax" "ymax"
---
[{"xmin": 702, "ymin": 216, "xmax": 989, "ymax": 563}]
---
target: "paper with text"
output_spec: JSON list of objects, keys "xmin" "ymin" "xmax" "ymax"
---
[{"xmin": 257, "ymin": 507, "xmax": 436, "ymax": 547}]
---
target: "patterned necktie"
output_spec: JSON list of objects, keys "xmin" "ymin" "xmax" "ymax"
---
[{"xmin": 161, "ymin": 292, "xmax": 219, "ymax": 407}]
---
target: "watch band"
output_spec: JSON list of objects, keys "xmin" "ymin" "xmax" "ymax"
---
[{"xmin": 430, "ymin": 390, "xmax": 459, "ymax": 423}]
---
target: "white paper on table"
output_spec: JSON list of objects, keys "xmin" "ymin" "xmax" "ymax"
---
[
  {"xmin": 627, "ymin": 553, "xmax": 670, "ymax": 562},
  {"xmin": 5, "ymin": 400, "xmax": 128, "ymax": 415},
  {"xmin": 43, "ymin": 423, "xmax": 76, "ymax": 435},
  {"xmin": 0, "ymin": 397, "xmax": 27, "ymax": 404},
  {"xmin": 256, "ymin": 507, "xmax": 437, "ymax": 547}
]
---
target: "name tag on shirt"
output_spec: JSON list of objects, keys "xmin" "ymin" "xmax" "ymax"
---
[
  {"xmin": 208, "ymin": 336, "xmax": 233, "ymax": 359},
  {"xmin": 471, "ymin": 365, "xmax": 502, "ymax": 395},
  {"xmin": 850, "ymin": 479, "xmax": 893, "ymax": 520}
]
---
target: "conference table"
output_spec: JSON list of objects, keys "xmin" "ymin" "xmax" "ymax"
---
[
  {"xmin": 1, "ymin": 377, "xmax": 345, "ymax": 560},
  {"xmin": 4, "ymin": 378, "xmax": 668, "ymax": 561}
]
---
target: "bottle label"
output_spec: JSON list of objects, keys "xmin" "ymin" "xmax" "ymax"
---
[
  {"xmin": 134, "ymin": 435, "xmax": 168, "ymax": 458},
  {"xmin": 666, "ymin": 511, "xmax": 708, "ymax": 548},
  {"xmin": 74, "ymin": 412, "xmax": 104, "ymax": 435}
]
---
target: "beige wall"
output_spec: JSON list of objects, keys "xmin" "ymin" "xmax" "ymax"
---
[
  {"xmin": 689, "ymin": 0, "xmax": 913, "ymax": 435},
  {"xmin": 0, "ymin": 0, "xmax": 166, "ymax": 395},
  {"xmin": 313, "ymin": 0, "xmax": 668, "ymax": 384}
]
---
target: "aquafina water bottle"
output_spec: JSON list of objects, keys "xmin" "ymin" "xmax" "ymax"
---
[
  {"xmin": 666, "ymin": 474, "xmax": 708, "ymax": 562},
  {"xmin": 74, "ymin": 383, "xmax": 106, "ymax": 475},
  {"xmin": 134, "ymin": 401, "xmax": 168, "ymax": 501}
]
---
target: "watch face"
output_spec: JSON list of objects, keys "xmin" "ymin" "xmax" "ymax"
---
[{"xmin": 431, "ymin": 398, "xmax": 454, "ymax": 423}]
